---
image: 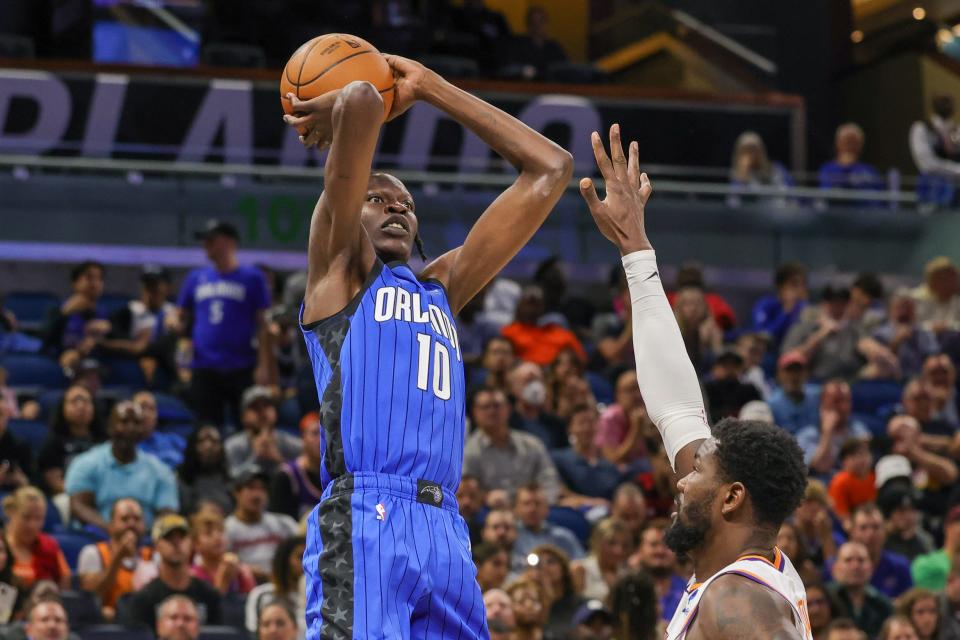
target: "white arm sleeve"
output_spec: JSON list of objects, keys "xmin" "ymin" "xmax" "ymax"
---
[{"xmin": 622, "ymin": 250, "xmax": 712, "ymax": 470}]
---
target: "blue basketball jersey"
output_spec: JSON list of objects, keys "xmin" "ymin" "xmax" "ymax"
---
[{"xmin": 300, "ymin": 260, "xmax": 466, "ymax": 493}]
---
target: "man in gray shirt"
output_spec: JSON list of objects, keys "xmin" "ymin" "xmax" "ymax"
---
[
  {"xmin": 463, "ymin": 388, "xmax": 561, "ymax": 504},
  {"xmin": 224, "ymin": 386, "xmax": 302, "ymax": 475},
  {"xmin": 512, "ymin": 484, "xmax": 584, "ymax": 562}
]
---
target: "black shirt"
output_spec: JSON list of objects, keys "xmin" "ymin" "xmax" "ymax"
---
[
  {"xmin": 0, "ymin": 431, "xmax": 33, "ymax": 484},
  {"xmin": 125, "ymin": 577, "xmax": 222, "ymax": 629}
]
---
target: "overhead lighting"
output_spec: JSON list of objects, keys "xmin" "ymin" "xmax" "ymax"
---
[
  {"xmin": 937, "ymin": 27, "xmax": 954, "ymax": 44},
  {"xmin": 851, "ymin": 30, "xmax": 864, "ymax": 43},
  {"xmin": 914, "ymin": 6, "xmax": 927, "ymax": 20}
]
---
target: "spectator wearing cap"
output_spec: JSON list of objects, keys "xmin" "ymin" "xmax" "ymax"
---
[
  {"xmin": 133, "ymin": 391, "xmax": 186, "ymax": 469},
  {"xmin": 42, "ymin": 260, "xmax": 107, "ymax": 359},
  {"xmin": 268, "ymin": 411, "xmax": 322, "ymax": 520},
  {"xmin": 828, "ymin": 438, "xmax": 876, "ymax": 519},
  {"xmin": 569, "ymin": 599, "xmax": 614, "ymax": 640},
  {"xmin": 551, "ymin": 404, "xmax": 624, "ymax": 503},
  {"xmin": 751, "ymin": 262, "xmax": 808, "ymax": 349},
  {"xmin": 828, "ymin": 503, "xmax": 913, "ymax": 598},
  {"xmin": 100, "ymin": 265, "xmax": 178, "ymax": 384},
  {"xmin": 124, "ymin": 514, "xmax": 222, "ymax": 629},
  {"xmin": 513, "ymin": 484, "xmax": 584, "ymax": 564},
  {"xmin": 155, "ymin": 595, "xmax": 200, "ymax": 640},
  {"xmin": 796, "ymin": 380, "xmax": 871, "ymax": 478},
  {"xmin": 818, "ymin": 123, "xmax": 883, "ymax": 193},
  {"xmin": 876, "ymin": 460, "xmax": 935, "ymax": 562},
  {"xmin": 225, "ymin": 466, "xmax": 298, "ymax": 582},
  {"xmin": 224, "ymin": 386, "xmax": 302, "ymax": 476},
  {"xmin": 76, "ymin": 498, "xmax": 154, "ymax": 620},
  {"xmin": 174, "ymin": 219, "xmax": 273, "ymax": 426},
  {"xmin": 827, "ymin": 541, "xmax": 893, "ymax": 638},
  {"xmin": 872, "ymin": 290, "xmax": 940, "ymax": 379},
  {"xmin": 65, "ymin": 400, "xmax": 178, "ymax": 530},
  {"xmin": 702, "ymin": 347, "xmax": 762, "ymax": 424},
  {"xmin": 911, "ymin": 505, "xmax": 960, "ymax": 591},
  {"xmin": 911, "ymin": 257, "xmax": 960, "ymax": 333},
  {"xmin": 501, "ymin": 285, "xmax": 586, "ymax": 367},
  {"xmin": 738, "ymin": 400, "xmax": 775, "ymax": 423}
]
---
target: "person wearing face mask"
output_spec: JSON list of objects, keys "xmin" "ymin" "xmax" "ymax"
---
[
  {"xmin": 910, "ymin": 95, "xmax": 960, "ymax": 205},
  {"xmin": 508, "ymin": 361, "xmax": 567, "ymax": 450}
]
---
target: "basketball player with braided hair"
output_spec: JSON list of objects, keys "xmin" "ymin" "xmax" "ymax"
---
[
  {"xmin": 282, "ymin": 55, "xmax": 572, "ymax": 640},
  {"xmin": 580, "ymin": 124, "xmax": 811, "ymax": 640}
]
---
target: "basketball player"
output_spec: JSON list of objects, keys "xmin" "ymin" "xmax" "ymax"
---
[
  {"xmin": 282, "ymin": 55, "xmax": 572, "ymax": 639},
  {"xmin": 580, "ymin": 124, "xmax": 811, "ymax": 639}
]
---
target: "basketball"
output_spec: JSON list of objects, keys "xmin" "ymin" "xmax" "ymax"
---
[{"xmin": 280, "ymin": 33, "xmax": 395, "ymax": 127}]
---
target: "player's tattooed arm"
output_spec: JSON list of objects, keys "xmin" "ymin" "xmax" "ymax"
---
[{"xmin": 692, "ymin": 575, "xmax": 803, "ymax": 640}]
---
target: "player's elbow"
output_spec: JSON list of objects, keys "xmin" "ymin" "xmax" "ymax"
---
[
  {"xmin": 526, "ymin": 149, "xmax": 573, "ymax": 200},
  {"xmin": 335, "ymin": 81, "xmax": 384, "ymax": 119}
]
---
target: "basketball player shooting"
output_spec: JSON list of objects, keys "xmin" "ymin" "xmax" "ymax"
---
[
  {"xmin": 282, "ymin": 55, "xmax": 572, "ymax": 640},
  {"xmin": 580, "ymin": 124, "xmax": 811, "ymax": 640}
]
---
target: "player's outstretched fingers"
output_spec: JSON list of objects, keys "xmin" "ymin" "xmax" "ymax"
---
[
  {"xmin": 627, "ymin": 140, "xmax": 640, "ymax": 190},
  {"xmin": 609, "ymin": 124, "xmax": 628, "ymax": 181},
  {"xmin": 579, "ymin": 177, "xmax": 602, "ymax": 212},
  {"xmin": 640, "ymin": 172, "xmax": 653, "ymax": 203},
  {"xmin": 591, "ymin": 131, "xmax": 615, "ymax": 182}
]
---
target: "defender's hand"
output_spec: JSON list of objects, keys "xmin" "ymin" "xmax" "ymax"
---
[
  {"xmin": 282, "ymin": 91, "xmax": 339, "ymax": 149},
  {"xmin": 383, "ymin": 54, "xmax": 437, "ymax": 121},
  {"xmin": 580, "ymin": 124, "xmax": 654, "ymax": 256}
]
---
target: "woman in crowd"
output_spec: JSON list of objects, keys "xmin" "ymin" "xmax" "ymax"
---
[
  {"xmin": 804, "ymin": 582, "xmax": 835, "ymax": 640},
  {"xmin": 572, "ymin": 518, "xmax": 632, "ymax": 601},
  {"xmin": 177, "ymin": 425, "xmax": 233, "ymax": 515},
  {"xmin": 257, "ymin": 599, "xmax": 300, "ymax": 640},
  {"xmin": 609, "ymin": 569, "xmax": 660, "ymax": 640},
  {"xmin": 506, "ymin": 578, "xmax": 552, "ymax": 640},
  {"xmin": 878, "ymin": 614, "xmax": 921, "ymax": 640},
  {"xmin": 530, "ymin": 544, "xmax": 585, "ymax": 639},
  {"xmin": 728, "ymin": 131, "xmax": 794, "ymax": 195},
  {"xmin": 2, "ymin": 487, "xmax": 70, "ymax": 590},
  {"xmin": 0, "ymin": 532, "xmax": 21, "ymax": 623},
  {"xmin": 778, "ymin": 521, "xmax": 821, "ymax": 584},
  {"xmin": 473, "ymin": 542, "xmax": 510, "ymax": 593},
  {"xmin": 36, "ymin": 384, "xmax": 103, "ymax": 497},
  {"xmin": 896, "ymin": 588, "xmax": 940, "ymax": 640},
  {"xmin": 190, "ymin": 506, "xmax": 256, "ymax": 596},
  {"xmin": 245, "ymin": 536, "xmax": 306, "ymax": 636}
]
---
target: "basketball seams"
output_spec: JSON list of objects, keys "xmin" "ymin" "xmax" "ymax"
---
[
  {"xmin": 293, "ymin": 37, "xmax": 325, "ymax": 97},
  {"xmin": 299, "ymin": 49, "xmax": 378, "ymax": 86}
]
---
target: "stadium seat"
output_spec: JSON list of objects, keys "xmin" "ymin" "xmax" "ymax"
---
[
  {"xmin": 155, "ymin": 392, "xmax": 194, "ymax": 424},
  {"xmin": 80, "ymin": 624, "xmax": 153, "ymax": 640},
  {"xmin": 60, "ymin": 590, "xmax": 104, "ymax": 629},
  {"xmin": 97, "ymin": 293, "xmax": 131, "ymax": 317},
  {"xmin": 547, "ymin": 506, "xmax": 591, "ymax": 546},
  {"xmin": 101, "ymin": 357, "xmax": 147, "ymax": 389},
  {"xmin": 198, "ymin": 626, "xmax": 250, "ymax": 640},
  {"xmin": 851, "ymin": 379, "xmax": 903, "ymax": 416},
  {"xmin": 7, "ymin": 418, "xmax": 48, "ymax": 450},
  {"xmin": 160, "ymin": 422, "xmax": 194, "ymax": 440},
  {"xmin": 1, "ymin": 353, "xmax": 66, "ymax": 389},
  {"xmin": 278, "ymin": 396, "xmax": 302, "ymax": 430},
  {"xmin": 3, "ymin": 291, "xmax": 59, "ymax": 331},
  {"xmin": 220, "ymin": 595, "xmax": 247, "ymax": 631},
  {"xmin": 53, "ymin": 530, "xmax": 100, "ymax": 571},
  {"xmin": 36, "ymin": 389, "xmax": 65, "ymax": 421},
  {"xmin": 418, "ymin": 55, "xmax": 479, "ymax": 79}
]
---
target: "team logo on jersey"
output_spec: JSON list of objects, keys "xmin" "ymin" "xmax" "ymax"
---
[
  {"xmin": 417, "ymin": 480, "xmax": 444, "ymax": 506},
  {"xmin": 376, "ymin": 503, "xmax": 387, "ymax": 521}
]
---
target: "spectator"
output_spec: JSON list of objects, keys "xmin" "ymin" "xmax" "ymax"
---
[
  {"xmin": 909, "ymin": 96, "xmax": 960, "ymax": 205},
  {"xmin": 608, "ymin": 570, "xmax": 660, "ymax": 640},
  {"xmin": 456, "ymin": 474, "xmax": 485, "ymax": 545},
  {"xmin": 828, "ymin": 438, "xmax": 876, "ymax": 519},
  {"xmin": 877, "ymin": 615, "xmax": 920, "ymax": 640},
  {"xmin": 912, "ymin": 505, "xmax": 960, "ymax": 591},
  {"xmin": 225, "ymin": 466, "xmax": 298, "ymax": 581},
  {"xmin": 593, "ymin": 268, "xmax": 634, "ymax": 372},
  {"xmin": 23, "ymin": 599, "xmax": 70, "ymax": 640},
  {"xmin": 481, "ymin": 510, "xmax": 520, "ymax": 573},
  {"xmin": 571, "ymin": 518, "xmax": 631, "ymax": 601},
  {"xmin": 507, "ymin": 362, "xmax": 566, "ymax": 450},
  {"xmin": 177, "ymin": 425, "xmax": 233, "ymax": 516},
  {"xmin": 2, "ymin": 487, "xmax": 70, "ymax": 590},
  {"xmin": 474, "ymin": 336, "xmax": 515, "ymax": 393},
  {"xmin": 244, "ymin": 536, "xmax": 306, "ymax": 637},
  {"xmin": 513, "ymin": 484, "xmax": 584, "ymax": 562},
  {"xmin": 730, "ymin": 131, "xmax": 795, "ymax": 190},
  {"xmin": 873, "ymin": 290, "xmax": 940, "ymax": 379},
  {"xmin": 702, "ymin": 347, "xmax": 761, "ymax": 424},
  {"xmin": 797, "ymin": 380, "xmax": 871, "ymax": 477},
  {"xmin": 887, "ymin": 416, "xmax": 958, "ymax": 491},
  {"xmin": 921, "ymin": 354, "xmax": 959, "ymax": 427},
  {"xmin": 795, "ymin": 479, "xmax": 839, "ymax": 565},
  {"xmin": 629, "ymin": 521, "xmax": 685, "ymax": 623},
  {"xmin": 133, "ymin": 391, "xmax": 186, "ymax": 469},
  {"xmin": 483, "ymin": 588, "xmax": 516, "ymax": 640},
  {"xmin": 911, "ymin": 257, "xmax": 960, "ymax": 332},
  {"xmin": 825, "ymin": 618, "xmax": 867, "ymax": 640},
  {"xmin": 0, "ymin": 534, "xmax": 20, "ymax": 624},
  {"xmin": 505, "ymin": 578, "xmax": 549, "ymax": 640},
  {"xmin": 175, "ymin": 219, "xmax": 272, "ymax": 426},
  {"xmin": 896, "ymin": 587, "xmax": 940, "ymax": 640},
  {"xmin": 66, "ymin": 400, "xmax": 178, "ymax": 530},
  {"xmin": 937, "ymin": 561, "xmax": 960, "ymax": 639},
  {"xmin": 0, "ymin": 400, "xmax": 32, "ymax": 491},
  {"xmin": 769, "ymin": 351, "xmax": 822, "ymax": 434},
  {"xmin": 610, "ymin": 484, "xmax": 647, "ymax": 546},
  {"xmin": 456, "ymin": 287, "xmax": 502, "ymax": 370},
  {"xmin": 224, "ymin": 386, "xmax": 302, "ymax": 475},
  {"xmin": 256, "ymin": 600, "xmax": 299, "ymax": 640},
  {"xmin": 848, "ymin": 273, "xmax": 887, "ymax": 333},
  {"xmin": 529, "ymin": 544, "xmax": 584, "ymax": 638},
  {"xmin": 501, "ymin": 286, "xmax": 586, "ymax": 367},
  {"xmin": 878, "ymin": 476, "xmax": 935, "ymax": 562},
  {"xmin": 37, "ymin": 384, "xmax": 103, "ymax": 497},
  {"xmin": 449, "ymin": 0, "xmax": 512, "ymax": 67},
  {"xmin": 473, "ymin": 542, "xmax": 510, "ymax": 592},
  {"xmin": 900, "ymin": 378, "xmax": 955, "ymax": 440},
  {"xmin": 672, "ymin": 287, "xmax": 723, "ymax": 373},
  {"xmin": 76, "ymin": 498, "xmax": 153, "ymax": 620},
  {"xmin": 500, "ymin": 5, "xmax": 567, "ymax": 79},
  {"xmin": 752, "ymin": 262, "xmax": 809, "ymax": 348},
  {"xmin": 463, "ymin": 388, "xmax": 562, "ymax": 504},
  {"xmin": 569, "ymin": 600, "xmax": 615, "ymax": 640},
  {"xmin": 125, "ymin": 514, "xmax": 222, "ymax": 629},
  {"xmin": 737, "ymin": 332, "xmax": 772, "ymax": 398},
  {"xmin": 827, "ymin": 541, "xmax": 893, "ymax": 638},
  {"xmin": 190, "ymin": 506, "xmax": 255, "ymax": 596},
  {"xmin": 843, "ymin": 503, "xmax": 913, "ymax": 598},
  {"xmin": 778, "ymin": 521, "xmax": 821, "ymax": 585},
  {"xmin": 551, "ymin": 404, "xmax": 623, "ymax": 502},
  {"xmin": 548, "ymin": 355, "xmax": 596, "ymax": 422},
  {"xmin": 667, "ymin": 262, "xmax": 737, "ymax": 332},
  {"xmin": 805, "ymin": 582, "xmax": 836, "ymax": 640},
  {"xmin": 596, "ymin": 370, "xmax": 651, "ymax": 470},
  {"xmin": 155, "ymin": 595, "xmax": 200, "ymax": 640},
  {"xmin": 818, "ymin": 123, "xmax": 882, "ymax": 192},
  {"xmin": 269, "ymin": 412, "xmax": 322, "ymax": 520},
  {"xmin": 43, "ymin": 261, "xmax": 107, "ymax": 359}
]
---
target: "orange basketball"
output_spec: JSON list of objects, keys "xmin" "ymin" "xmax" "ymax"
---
[{"xmin": 280, "ymin": 33, "xmax": 394, "ymax": 128}]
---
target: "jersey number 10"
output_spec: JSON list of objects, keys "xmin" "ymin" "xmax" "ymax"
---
[{"xmin": 416, "ymin": 333, "xmax": 451, "ymax": 400}]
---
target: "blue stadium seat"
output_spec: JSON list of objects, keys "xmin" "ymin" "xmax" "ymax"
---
[
  {"xmin": 60, "ymin": 590, "xmax": 104, "ymax": 629},
  {"xmin": 278, "ymin": 396, "xmax": 302, "ymax": 428},
  {"xmin": 7, "ymin": 418, "xmax": 48, "ymax": 450},
  {"xmin": 1, "ymin": 353, "xmax": 66, "ymax": 389},
  {"xmin": 159, "ymin": 422, "xmax": 194, "ymax": 439},
  {"xmin": 586, "ymin": 372, "xmax": 613, "ymax": 405},
  {"xmin": 101, "ymin": 357, "xmax": 147, "ymax": 389},
  {"xmin": 547, "ymin": 506, "xmax": 591, "ymax": 547},
  {"xmin": 198, "ymin": 626, "xmax": 250, "ymax": 640},
  {"xmin": 155, "ymin": 392, "xmax": 194, "ymax": 423},
  {"xmin": 851, "ymin": 380, "xmax": 903, "ymax": 416},
  {"xmin": 96, "ymin": 293, "xmax": 131, "ymax": 317},
  {"xmin": 3, "ymin": 291, "xmax": 59, "ymax": 331},
  {"xmin": 37, "ymin": 388, "xmax": 65, "ymax": 421},
  {"xmin": 81, "ymin": 625, "xmax": 153, "ymax": 640},
  {"xmin": 53, "ymin": 530, "xmax": 100, "ymax": 571}
]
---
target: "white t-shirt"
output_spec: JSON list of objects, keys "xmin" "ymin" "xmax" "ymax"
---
[
  {"xmin": 76, "ymin": 543, "xmax": 158, "ymax": 591},
  {"xmin": 225, "ymin": 512, "xmax": 299, "ymax": 573}
]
